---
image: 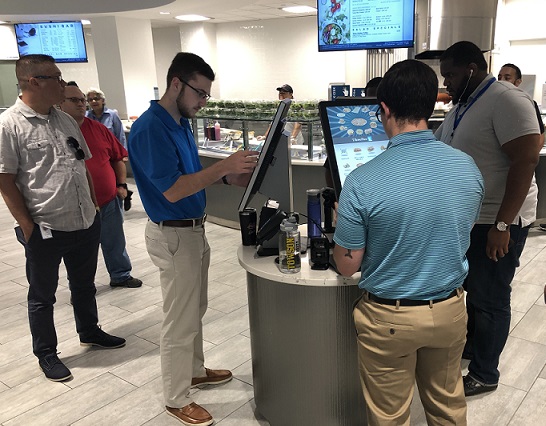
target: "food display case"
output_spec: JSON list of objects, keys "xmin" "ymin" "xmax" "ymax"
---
[
  {"xmin": 192, "ymin": 99, "xmax": 325, "ymax": 161},
  {"xmin": 192, "ymin": 100, "xmax": 330, "ymax": 228}
]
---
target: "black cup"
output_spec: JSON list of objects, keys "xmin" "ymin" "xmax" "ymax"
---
[{"xmin": 239, "ymin": 208, "xmax": 257, "ymax": 246}]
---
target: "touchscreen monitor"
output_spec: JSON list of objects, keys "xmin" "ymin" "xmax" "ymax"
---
[{"xmin": 319, "ymin": 98, "xmax": 389, "ymax": 198}]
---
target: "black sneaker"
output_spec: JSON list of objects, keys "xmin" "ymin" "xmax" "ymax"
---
[
  {"xmin": 80, "ymin": 327, "xmax": 126, "ymax": 349},
  {"xmin": 124, "ymin": 189, "xmax": 133, "ymax": 211},
  {"xmin": 463, "ymin": 374, "xmax": 498, "ymax": 396},
  {"xmin": 39, "ymin": 353, "xmax": 72, "ymax": 382},
  {"xmin": 539, "ymin": 223, "xmax": 546, "ymax": 231},
  {"xmin": 110, "ymin": 277, "xmax": 143, "ymax": 288}
]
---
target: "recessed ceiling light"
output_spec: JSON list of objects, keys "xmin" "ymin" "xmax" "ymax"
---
[
  {"xmin": 159, "ymin": 11, "xmax": 171, "ymax": 15},
  {"xmin": 81, "ymin": 20, "xmax": 91, "ymax": 26},
  {"xmin": 175, "ymin": 14, "xmax": 211, "ymax": 22},
  {"xmin": 282, "ymin": 6, "xmax": 317, "ymax": 14}
]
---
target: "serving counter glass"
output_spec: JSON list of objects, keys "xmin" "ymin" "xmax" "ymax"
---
[
  {"xmin": 191, "ymin": 102, "xmax": 328, "ymax": 228},
  {"xmin": 238, "ymin": 245, "xmax": 367, "ymax": 426}
]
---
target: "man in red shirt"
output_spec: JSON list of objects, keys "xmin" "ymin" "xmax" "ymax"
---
[{"xmin": 60, "ymin": 82, "xmax": 142, "ymax": 288}]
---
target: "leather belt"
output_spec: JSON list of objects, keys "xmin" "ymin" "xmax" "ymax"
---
[
  {"xmin": 153, "ymin": 215, "xmax": 206, "ymax": 228},
  {"xmin": 365, "ymin": 288, "xmax": 460, "ymax": 307}
]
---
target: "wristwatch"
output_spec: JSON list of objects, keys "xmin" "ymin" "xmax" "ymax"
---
[{"xmin": 495, "ymin": 221, "xmax": 509, "ymax": 232}]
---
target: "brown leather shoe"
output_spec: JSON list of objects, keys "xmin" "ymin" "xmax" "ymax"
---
[
  {"xmin": 166, "ymin": 403, "xmax": 213, "ymax": 426},
  {"xmin": 191, "ymin": 367, "xmax": 233, "ymax": 388}
]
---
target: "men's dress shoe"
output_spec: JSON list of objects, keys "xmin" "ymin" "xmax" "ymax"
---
[
  {"xmin": 39, "ymin": 353, "xmax": 72, "ymax": 382},
  {"xmin": 191, "ymin": 367, "xmax": 233, "ymax": 388},
  {"xmin": 80, "ymin": 327, "xmax": 126, "ymax": 349},
  {"xmin": 124, "ymin": 189, "xmax": 133, "ymax": 211},
  {"xmin": 463, "ymin": 374, "xmax": 498, "ymax": 396},
  {"xmin": 166, "ymin": 403, "xmax": 213, "ymax": 426},
  {"xmin": 110, "ymin": 277, "xmax": 143, "ymax": 288}
]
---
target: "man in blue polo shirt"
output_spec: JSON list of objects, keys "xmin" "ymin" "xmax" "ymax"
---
[
  {"xmin": 129, "ymin": 52, "xmax": 257, "ymax": 426},
  {"xmin": 333, "ymin": 60, "xmax": 484, "ymax": 425}
]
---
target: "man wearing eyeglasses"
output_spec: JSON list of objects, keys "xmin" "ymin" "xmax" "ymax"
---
[
  {"xmin": 85, "ymin": 87, "xmax": 127, "ymax": 150},
  {"xmin": 129, "ymin": 52, "xmax": 258, "ymax": 426},
  {"xmin": 60, "ymin": 82, "xmax": 142, "ymax": 290},
  {"xmin": 0, "ymin": 54, "xmax": 126, "ymax": 383}
]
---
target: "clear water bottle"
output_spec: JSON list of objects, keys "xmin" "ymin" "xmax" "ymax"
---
[
  {"xmin": 307, "ymin": 189, "xmax": 322, "ymax": 238},
  {"xmin": 278, "ymin": 217, "xmax": 301, "ymax": 273}
]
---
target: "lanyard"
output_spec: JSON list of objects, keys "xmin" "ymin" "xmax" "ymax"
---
[{"xmin": 452, "ymin": 77, "xmax": 496, "ymax": 133}]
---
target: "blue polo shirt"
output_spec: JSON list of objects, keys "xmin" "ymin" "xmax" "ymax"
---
[
  {"xmin": 334, "ymin": 130, "xmax": 484, "ymax": 300},
  {"xmin": 128, "ymin": 101, "xmax": 205, "ymax": 223}
]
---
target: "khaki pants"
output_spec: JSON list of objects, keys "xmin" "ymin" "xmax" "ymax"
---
[
  {"xmin": 353, "ymin": 289, "xmax": 467, "ymax": 426},
  {"xmin": 145, "ymin": 221, "xmax": 210, "ymax": 408}
]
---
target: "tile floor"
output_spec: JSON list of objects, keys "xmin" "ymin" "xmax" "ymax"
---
[{"xmin": 0, "ymin": 179, "xmax": 545, "ymax": 425}]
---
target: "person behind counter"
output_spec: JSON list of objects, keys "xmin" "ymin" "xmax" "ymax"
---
[
  {"xmin": 436, "ymin": 41, "xmax": 541, "ymax": 397},
  {"xmin": 258, "ymin": 84, "xmax": 304, "ymax": 145},
  {"xmin": 497, "ymin": 63, "xmax": 545, "ymax": 145},
  {"xmin": 128, "ymin": 52, "xmax": 258, "ymax": 426},
  {"xmin": 333, "ymin": 59, "xmax": 484, "ymax": 425}
]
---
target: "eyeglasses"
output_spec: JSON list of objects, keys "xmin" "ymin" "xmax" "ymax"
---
[
  {"xmin": 87, "ymin": 96, "xmax": 103, "ymax": 102},
  {"xmin": 179, "ymin": 78, "xmax": 211, "ymax": 100},
  {"xmin": 32, "ymin": 75, "xmax": 63, "ymax": 83},
  {"xmin": 67, "ymin": 137, "xmax": 85, "ymax": 160},
  {"xmin": 375, "ymin": 106, "xmax": 383, "ymax": 123},
  {"xmin": 66, "ymin": 97, "xmax": 86, "ymax": 104}
]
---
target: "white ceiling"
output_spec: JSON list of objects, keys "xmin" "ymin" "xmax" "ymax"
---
[{"xmin": 0, "ymin": 0, "xmax": 318, "ymax": 27}]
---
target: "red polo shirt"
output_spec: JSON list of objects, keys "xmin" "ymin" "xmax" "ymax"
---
[{"xmin": 81, "ymin": 117, "xmax": 128, "ymax": 207}]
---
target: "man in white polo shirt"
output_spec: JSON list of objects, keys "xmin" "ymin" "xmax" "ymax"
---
[{"xmin": 436, "ymin": 41, "xmax": 542, "ymax": 397}]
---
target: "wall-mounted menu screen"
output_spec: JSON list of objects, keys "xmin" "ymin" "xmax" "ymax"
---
[{"xmin": 14, "ymin": 21, "xmax": 88, "ymax": 63}]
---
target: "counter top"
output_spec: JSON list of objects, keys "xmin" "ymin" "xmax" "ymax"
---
[
  {"xmin": 198, "ymin": 148, "xmax": 327, "ymax": 165},
  {"xmin": 238, "ymin": 245, "xmax": 359, "ymax": 287}
]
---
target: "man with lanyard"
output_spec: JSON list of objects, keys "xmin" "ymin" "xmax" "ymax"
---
[
  {"xmin": 129, "ymin": 52, "xmax": 257, "ymax": 426},
  {"xmin": 333, "ymin": 59, "xmax": 484, "ymax": 424},
  {"xmin": 436, "ymin": 41, "xmax": 542, "ymax": 397}
]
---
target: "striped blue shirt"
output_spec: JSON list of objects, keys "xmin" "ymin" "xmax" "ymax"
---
[{"xmin": 334, "ymin": 130, "xmax": 484, "ymax": 299}]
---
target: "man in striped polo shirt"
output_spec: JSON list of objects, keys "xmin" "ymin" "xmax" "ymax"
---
[{"xmin": 333, "ymin": 59, "xmax": 484, "ymax": 425}]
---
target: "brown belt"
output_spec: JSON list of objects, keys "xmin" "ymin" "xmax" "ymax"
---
[
  {"xmin": 365, "ymin": 288, "xmax": 460, "ymax": 307},
  {"xmin": 153, "ymin": 215, "xmax": 206, "ymax": 228}
]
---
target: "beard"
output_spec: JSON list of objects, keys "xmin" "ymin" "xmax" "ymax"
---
[{"xmin": 175, "ymin": 90, "xmax": 197, "ymax": 119}]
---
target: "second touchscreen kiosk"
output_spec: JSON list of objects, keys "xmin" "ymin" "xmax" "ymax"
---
[{"xmin": 320, "ymin": 98, "xmax": 390, "ymax": 199}]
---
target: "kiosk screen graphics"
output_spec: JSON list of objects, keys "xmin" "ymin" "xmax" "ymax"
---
[{"xmin": 320, "ymin": 98, "xmax": 389, "ymax": 198}]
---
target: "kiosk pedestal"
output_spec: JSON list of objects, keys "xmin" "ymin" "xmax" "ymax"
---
[{"xmin": 238, "ymin": 246, "xmax": 367, "ymax": 426}]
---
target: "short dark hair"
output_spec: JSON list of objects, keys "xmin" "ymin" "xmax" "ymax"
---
[
  {"xmin": 376, "ymin": 59, "xmax": 438, "ymax": 123},
  {"xmin": 501, "ymin": 63, "xmax": 522, "ymax": 80},
  {"xmin": 15, "ymin": 54, "xmax": 56, "ymax": 88},
  {"xmin": 365, "ymin": 77, "xmax": 382, "ymax": 97},
  {"xmin": 440, "ymin": 41, "xmax": 488, "ymax": 70},
  {"xmin": 166, "ymin": 52, "xmax": 215, "ymax": 89},
  {"xmin": 66, "ymin": 81, "xmax": 79, "ymax": 87}
]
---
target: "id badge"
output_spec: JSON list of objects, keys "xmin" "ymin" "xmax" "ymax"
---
[{"xmin": 40, "ymin": 225, "xmax": 53, "ymax": 239}]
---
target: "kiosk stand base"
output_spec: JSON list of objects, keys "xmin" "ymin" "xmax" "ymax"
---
[{"xmin": 247, "ymin": 274, "xmax": 367, "ymax": 425}]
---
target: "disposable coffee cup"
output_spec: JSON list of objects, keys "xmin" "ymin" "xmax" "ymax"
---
[{"xmin": 239, "ymin": 208, "xmax": 257, "ymax": 246}]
